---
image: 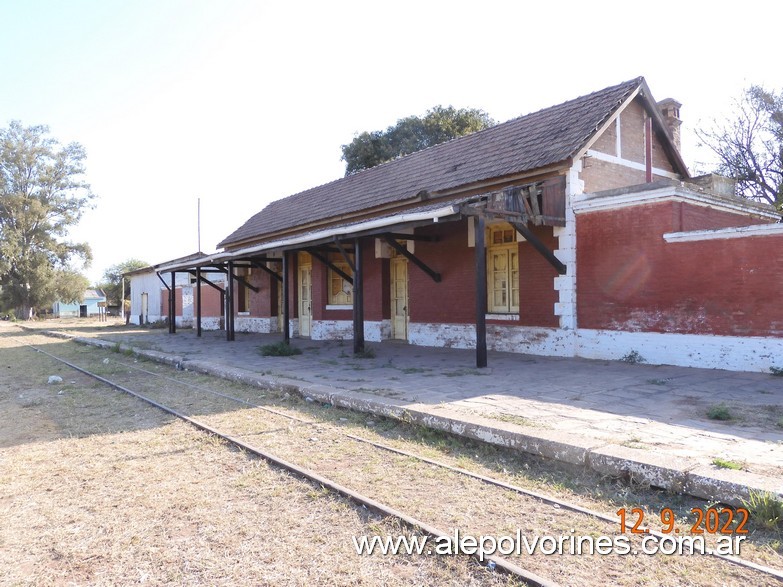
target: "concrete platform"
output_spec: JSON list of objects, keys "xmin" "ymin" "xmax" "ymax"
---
[{"xmin": 32, "ymin": 325, "xmax": 783, "ymax": 506}]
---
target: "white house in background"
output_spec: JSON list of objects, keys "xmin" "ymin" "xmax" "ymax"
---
[
  {"xmin": 125, "ymin": 253, "xmax": 211, "ymax": 327},
  {"xmin": 52, "ymin": 288, "xmax": 107, "ymax": 318}
]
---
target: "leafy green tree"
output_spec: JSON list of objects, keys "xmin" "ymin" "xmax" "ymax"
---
[
  {"xmin": 697, "ymin": 86, "xmax": 783, "ymax": 211},
  {"xmin": 0, "ymin": 121, "xmax": 95, "ymax": 317},
  {"xmin": 341, "ymin": 105, "xmax": 495, "ymax": 175},
  {"xmin": 99, "ymin": 258, "xmax": 148, "ymax": 307}
]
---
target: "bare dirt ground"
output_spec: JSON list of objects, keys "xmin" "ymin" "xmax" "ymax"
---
[
  {"xmin": 2, "ymin": 321, "xmax": 782, "ymax": 586},
  {"xmin": 0, "ymin": 325, "xmax": 520, "ymax": 586}
]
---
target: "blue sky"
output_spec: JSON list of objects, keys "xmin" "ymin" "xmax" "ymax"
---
[{"xmin": 2, "ymin": 0, "xmax": 781, "ymax": 284}]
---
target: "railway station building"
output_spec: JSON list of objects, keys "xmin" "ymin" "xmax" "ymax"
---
[{"xmin": 128, "ymin": 77, "xmax": 783, "ymax": 372}]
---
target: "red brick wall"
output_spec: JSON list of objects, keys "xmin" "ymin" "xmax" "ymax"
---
[
  {"xmin": 518, "ymin": 226, "xmax": 559, "ymax": 327},
  {"xmin": 175, "ymin": 287, "xmax": 183, "ymax": 316},
  {"xmin": 676, "ymin": 201, "xmax": 770, "ymax": 231},
  {"xmin": 582, "ymin": 97, "xmax": 677, "ymax": 193},
  {"xmin": 362, "ymin": 240, "xmax": 388, "ymax": 322},
  {"xmin": 620, "ymin": 100, "xmax": 645, "ymax": 163},
  {"xmin": 411, "ymin": 221, "xmax": 476, "ymax": 324},
  {"xmin": 165, "ymin": 282, "xmax": 225, "ymax": 318},
  {"xmin": 198, "ymin": 282, "xmax": 223, "ymax": 317},
  {"xmin": 232, "ymin": 270, "xmax": 273, "ymax": 317},
  {"xmin": 409, "ymin": 219, "xmax": 557, "ymax": 326},
  {"xmin": 577, "ymin": 200, "xmax": 783, "ymax": 336},
  {"xmin": 311, "ymin": 255, "xmax": 329, "ymax": 320}
]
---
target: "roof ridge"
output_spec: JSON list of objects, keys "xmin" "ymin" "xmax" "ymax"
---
[{"xmin": 218, "ymin": 77, "xmax": 647, "ymax": 248}]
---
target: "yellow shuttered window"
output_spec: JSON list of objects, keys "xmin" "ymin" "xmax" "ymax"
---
[
  {"xmin": 487, "ymin": 225, "xmax": 519, "ymax": 313},
  {"xmin": 328, "ymin": 257, "xmax": 353, "ymax": 305}
]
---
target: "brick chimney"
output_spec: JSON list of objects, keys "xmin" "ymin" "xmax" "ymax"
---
[{"xmin": 657, "ymin": 98, "xmax": 682, "ymax": 152}]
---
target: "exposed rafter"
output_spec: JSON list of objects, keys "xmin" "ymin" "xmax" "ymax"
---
[
  {"xmin": 383, "ymin": 234, "xmax": 441, "ymax": 283},
  {"xmin": 305, "ymin": 248, "xmax": 354, "ymax": 285}
]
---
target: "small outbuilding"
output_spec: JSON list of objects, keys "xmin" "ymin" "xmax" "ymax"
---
[{"xmin": 52, "ymin": 289, "xmax": 107, "ymax": 318}]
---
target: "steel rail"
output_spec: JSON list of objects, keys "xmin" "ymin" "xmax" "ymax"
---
[
  {"xmin": 103, "ymin": 355, "xmax": 783, "ymax": 582},
  {"xmin": 23, "ymin": 330, "xmax": 783, "ymax": 583},
  {"xmin": 28, "ymin": 343, "xmax": 556, "ymax": 587}
]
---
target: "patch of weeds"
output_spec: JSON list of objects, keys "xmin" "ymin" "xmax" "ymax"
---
[
  {"xmin": 621, "ymin": 436, "xmax": 648, "ymax": 450},
  {"xmin": 770, "ymin": 366, "xmax": 783, "ymax": 376},
  {"xmin": 743, "ymin": 490, "xmax": 783, "ymax": 530},
  {"xmin": 443, "ymin": 368, "xmax": 489, "ymax": 377},
  {"xmin": 777, "ymin": 417, "xmax": 783, "ymax": 429},
  {"xmin": 706, "ymin": 403, "xmax": 733, "ymax": 421},
  {"xmin": 646, "ymin": 378, "xmax": 670, "ymax": 386},
  {"xmin": 400, "ymin": 367, "xmax": 429, "ymax": 374},
  {"xmin": 122, "ymin": 348, "xmax": 135, "ymax": 357},
  {"xmin": 320, "ymin": 359, "xmax": 339, "ymax": 366},
  {"xmin": 260, "ymin": 342, "xmax": 302, "ymax": 357},
  {"xmin": 620, "ymin": 350, "xmax": 645, "ymax": 364},
  {"xmin": 711, "ymin": 457, "xmax": 743, "ymax": 470},
  {"xmin": 111, "ymin": 342, "xmax": 121, "ymax": 353},
  {"xmin": 338, "ymin": 350, "xmax": 348, "ymax": 358},
  {"xmin": 353, "ymin": 347, "xmax": 376, "ymax": 359},
  {"xmin": 486, "ymin": 412, "xmax": 533, "ymax": 427}
]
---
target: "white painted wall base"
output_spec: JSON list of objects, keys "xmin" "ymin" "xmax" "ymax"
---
[
  {"xmin": 310, "ymin": 320, "xmax": 388, "ymax": 342},
  {"xmin": 149, "ymin": 314, "xmax": 781, "ymax": 372},
  {"xmin": 408, "ymin": 323, "xmax": 576, "ymax": 357},
  {"xmin": 408, "ymin": 322, "xmax": 781, "ymax": 372},
  {"xmin": 576, "ymin": 329, "xmax": 783, "ymax": 373},
  {"xmin": 175, "ymin": 317, "xmax": 193, "ymax": 328},
  {"xmin": 129, "ymin": 313, "xmax": 163, "ymax": 326},
  {"xmin": 235, "ymin": 316, "xmax": 277, "ymax": 334},
  {"xmin": 200, "ymin": 317, "xmax": 223, "ymax": 331}
]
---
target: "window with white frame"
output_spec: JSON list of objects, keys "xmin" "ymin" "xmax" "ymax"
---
[
  {"xmin": 328, "ymin": 255, "xmax": 353, "ymax": 306},
  {"xmin": 487, "ymin": 224, "xmax": 519, "ymax": 313}
]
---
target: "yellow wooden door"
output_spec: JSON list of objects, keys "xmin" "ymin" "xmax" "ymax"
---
[
  {"xmin": 298, "ymin": 255, "xmax": 312, "ymax": 337},
  {"xmin": 390, "ymin": 256, "xmax": 408, "ymax": 340}
]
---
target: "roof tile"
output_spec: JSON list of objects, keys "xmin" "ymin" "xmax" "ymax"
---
[{"xmin": 220, "ymin": 77, "xmax": 642, "ymax": 248}]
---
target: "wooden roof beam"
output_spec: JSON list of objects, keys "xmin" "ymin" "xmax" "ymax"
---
[{"xmin": 383, "ymin": 234, "xmax": 441, "ymax": 283}]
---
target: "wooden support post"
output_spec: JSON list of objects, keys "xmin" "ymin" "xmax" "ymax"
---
[
  {"xmin": 474, "ymin": 216, "xmax": 487, "ymax": 368},
  {"xmin": 196, "ymin": 267, "xmax": 202, "ymax": 337},
  {"xmin": 169, "ymin": 272, "xmax": 176, "ymax": 334},
  {"xmin": 353, "ymin": 237, "xmax": 365, "ymax": 354},
  {"xmin": 282, "ymin": 251, "xmax": 290, "ymax": 343},
  {"xmin": 226, "ymin": 261, "xmax": 235, "ymax": 341}
]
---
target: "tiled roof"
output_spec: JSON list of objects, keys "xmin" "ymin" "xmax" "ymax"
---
[{"xmin": 219, "ymin": 77, "xmax": 644, "ymax": 248}]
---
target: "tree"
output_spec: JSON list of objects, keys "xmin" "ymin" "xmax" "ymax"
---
[
  {"xmin": 0, "ymin": 121, "xmax": 95, "ymax": 317},
  {"xmin": 696, "ymin": 86, "xmax": 783, "ymax": 211},
  {"xmin": 341, "ymin": 105, "xmax": 495, "ymax": 175},
  {"xmin": 99, "ymin": 258, "xmax": 148, "ymax": 307}
]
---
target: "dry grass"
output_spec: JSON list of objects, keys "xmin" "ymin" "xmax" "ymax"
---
[
  {"xmin": 0, "ymin": 325, "xmax": 520, "ymax": 586},
  {"xmin": 6, "ymin": 324, "xmax": 783, "ymax": 586}
]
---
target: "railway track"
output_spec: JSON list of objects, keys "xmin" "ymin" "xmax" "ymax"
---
[{"xmin": 22, "ymin": 333, "xmax": 783, "ymax": 587}]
